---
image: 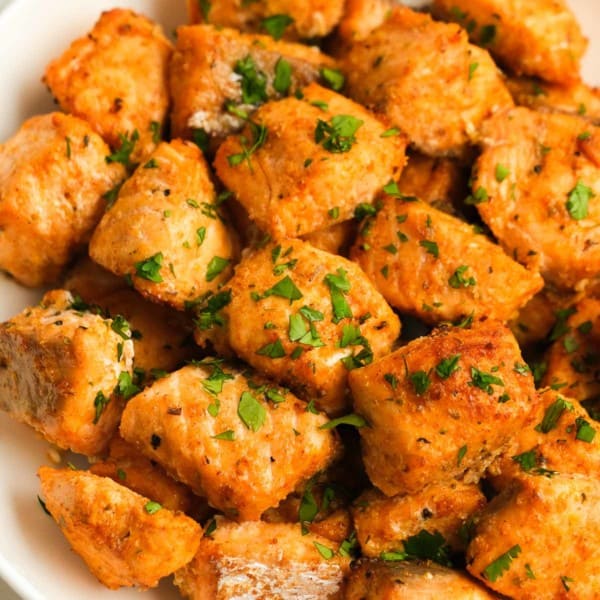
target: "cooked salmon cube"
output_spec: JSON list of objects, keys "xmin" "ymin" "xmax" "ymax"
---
[
  {"xmin": 345, "ymin": 559, "xmax": 496, "ymax": 600},
  {"xmin": 349, "ymin": 319, "xmax": 538, "ymax": 496},
  {"xmin": 201, "ymin": 238, "xmax": 400, "ymax": 415},
  {"xmin": 396, "ymin": 153, "xmax": 469, "ymax": 217},
  {"xmin": 38, "ymin": 467, "xmax": 201, "ymax": 590},
  {"xmin": 506, "ymin": 76, "xmax": 600, "ymax": 124},
  {"xmin": 350, "ymin": 198, "xmax": 543, "ymax": 324},
  {"xmin": 89, "ymin": 434, "xmax": 197, "ymax": 514},
  {"xmin": 432, "ymin": 0, "xmax": 587, "ymax": 84},
  {"xmin": 64, "ymin": 257, "xmax": 197, "ymax": 373},
  {"xmin": 0, "ymin": 112, "xmax": 124, "ymax": 287},
  {"xmin": 488, "ymin": 389, "xmax": 600, "ymax": 490},
  {"xmin": 340, "ymin": 6, "xmax": 513, "ymax": 158},
  {"xmin": 0, "ymin": 290, "xmax": 133, "ymax": 456},
  {"xmin": 352, "ymin": 482, "xmax": 486, "ymax": 558},
  {"xmin": 508, "ymin": 287, "xmax": 577, "ymax": 347},
  {"xmin": 90, "ymin": 140, "xmax": 238, "ymax": 311},
  {"xmin": 170, "ymin": 25, "xmax": 338, "ymax": 146},
  {"xmin": 541, "ymin": 298, "xmax": 600, "ymax": 402},
  {"xmin": 174, "ymin": 517, "xmax": 350, "ymax": 599},
  {"xmin": 214, "ymin": 82, "xmax": 407, "ymax": 239},
  {"xmin": 187, "ymin": 0, "xmax": 345, "ymax": 40},
  {"xmin": 335, "ymin": 0, "xmax": 396, "ymax": 45},
  {"xmin": 473, "ymin": 107, "xmax": 600, "ymax": 289},
  {"xmin": 466, "ymin": 473, "xmax": 600, "ymax": 599},
  {"xmin": 120, "ymin": 362, "xmax": 340, "ymax": 520},
  {"xmin": 44, "ymin": 8, "xmax": 173, "ymax": 163}
]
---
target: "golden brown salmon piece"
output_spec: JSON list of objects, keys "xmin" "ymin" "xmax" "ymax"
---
[
  {"xmin": 473, "ymin": 107, "xmax": 600, "ymax": 289},
  {"xmin": 202, "ymin": 238, "xmax": 400, "ymax": 416},
  {"xmin": 541, "ymin": 298, "xmax": 600, "ymax": 401},
  {"xmin": 335, "ymin": 0, "xmax": 395, "ymax": 45},
  {"xmin": 467, "ymin": 473, "xmax": 600, "ymax": 599},
  {"xmin": 174, "ymin": 517, "xmax": 349, "ymax": 599},
  {"xmin": 352, "ymin": 482, "xmax": 486, "ymax": 558},
  {"xmin": 340, "ymin": 6, "xmax": 513, "ymax": 158},
  {"xmin": 350, "ymin": 198, "xmax": 543, "ymax": 325},
  {"xmin": 345, "ymin": 559, "xmax": 496, "ymax": 600},
  {"xmin": 120, "ymin": 362, "xmax": 340, "ymax": 520},
  {"xmin": 506, "ymin": 76, "xmax": 600, "ymax": 124},
  {"xmin": 396, "ymin": 153, "xmax": 469, "ymax": 217},
  {"xmin": 488, "ymin": 389, "xmax": 600, "ymax": 490},
  {"xmin": 90, "ymin": 434, "xmax": 197, "ymax": 514},
  {"xmin": 44, "ymin": 8, "xmax": 172, "ymax": 163},
  {"xmin": 0, "ymin": 290, "xmax": 133, "ymax": 456},
  {"xmin": 90, "ymin": 140, "xmax": 238, "ymax": 311},
  {"xmin": 508, "ymin": 286, "xmax": 578, "ymax": 347},
  {"xmin": 38, "ymin": 467, "xmax": 201, "ymax": 590},
  {"xmin": 432, "ymin": 0, "xmax": 587, "ymax": 84},
  {"xmin": 170, "ymin": 25, "xmax": 338, "ymax": 146},
  {"xmin": 187, "ymin": 0, "xmax": 345, "ymax": 40},
  {"xmin": 349, "ymin": 319, "xmax": 538, "ymax": 496},
  {"xmin": 214, "ymin": 83, "xmax": 406, "ymax": 239},
  {"xmin": 64, "ymin": 257, "xmax": 197, "ymax": 373},
  {"xmin": 0, "ymin": 113, "xmax": 124, "ymax": 287}
]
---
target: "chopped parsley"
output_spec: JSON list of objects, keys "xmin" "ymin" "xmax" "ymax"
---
[
  {"xmin": 482, "ymin": 545, "xmax": 522, "ymax": 582},
  {"xmin": 315, "ymin": 114, "xmax": 363, "ymax": 153},
  {"xmin": 198, "ymin": 0, "xmax": 211, "ymax": 21},
  {"xmin": 448, "ymin": 265, "xmax": 476, "ymax": 289},
  {"xmin": 468, "ymin": 62, "xmax": 479, "ymax": 80},
  {"xmin": 320, "ymin": 67, "xmax": 345, "ymax": 92},
  {"xmin": 238, "ymin": 391, "xmax": 266, "ymax": 432},
  {"xmin": 535, "ymin": 396, "xmax": 573, "ymax": 433},
  {"xmin": 256, "ymin": 338, "xmax": 286, "ymax": 358},
  {"xmin": 93, "ymin": 391, "xmax": 109, "ymax": 424},
  {"xmin": 323, "ymin": 268, "xmax": 352, "ymax": 323},
  {"xmin": 314, "ymin": 541, "xmax": 335, "ymax": 560},
  {"xmin": 263, "ymin": 275, "xmax": 303, "ymax": 302},
  {"xmin": 196, "ymin": 227, "xmax": 207, "ymax": 246},
  {"xmin": 381, "ymin": 127, "xmax": 401, "ymax": 138},
  {"xmin": 435, "ymin": 354, "xmax": 461, "ymax": 379},
  {"xmin": 261, "ymin": 13, "xmax": 294, "ymax": 40},
  {"xmin": 479, "ymin": 24, "xmax": 497, "ymax": 45},
  {"xmin": 288, "ymin": 313, "xmax": 324, "ymax": 347},
  {"xmin": 111, "ymin": 314, "xmax": 132, "ymax": 340},
  {"xmin": 419, "ymin": 240, "xmax": 439, "ymax": 258},
  {"xmin": 566, "ymin": 180, "xmax": 594, "ymax": 220},
  {"xmin": 469, "ymin": 367, "xmax": 504, "ymax": 394},
  {"xmin": 144, "ymin": 501, "xmax": 162, "ymax": 515},
  {"xmin": 234, "ymin": 55, "xmax": 268, "ymax": 105},
  {"xmin": 273, "ymin": 57, "xmax": 292, "ymax": 94},
  {"xmin": 495, "ymin": 164, "xmax": 510, "ymax": 182},
  {"xmin": 465, "ymin": 186, "xmax": 489, "ymax": 205},
  {"xmin": 227, "ymin": 119, "xmax": 268, "ymax": 171},
  {"xmin": 191, "ymin": 289, "xmax": 232, "ymax": 331},
  {"xmin": 512, "ymin": 450, "xmax": 537, "ymax": 472},
  {"xmin": 320, "ymin": 413, "xmax": 368, "ymax": 429},
  {"xmin": 409, "ymin": 370, "xmax": 431, "ymax": 395},
  {"xmin": 457, "ymin": 444, "xmax": 467, "ymax": 466},
  {"xmin": 575, "ymin": 416, "xmax": 596, "ymax": 443},
  {"xmin": 116, "ymin": 372, "xmax": 140, "ymax": 400},
  {"xmin": 105, "ymin": 130, "xmax": 139, "ymax": 169},
  {"xmin": 212, "ymin": 430, "xmax": 235, "ymax": 441},
  {"xmin": 205, "ymin": 256, "xmax": 230, "ymax": 282},
  {"xmin": 135, "ymin": 252, "xmax": 164, "ymax": 283}
]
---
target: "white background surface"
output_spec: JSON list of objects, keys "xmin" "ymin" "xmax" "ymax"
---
[{"xmin": 0, "ymin": 0, "xmax": 598, "ymax": 598}]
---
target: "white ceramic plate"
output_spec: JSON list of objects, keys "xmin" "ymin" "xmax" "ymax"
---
[{"xmin": 0, "ymin": 1, "xmax": 598, "ymax": 599}]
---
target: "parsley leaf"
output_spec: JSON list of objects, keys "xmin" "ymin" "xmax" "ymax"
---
[
  {"xmin": 320, "ymin": 67, "xmax": 345, "ymax": 92},
  {"xmin": 212, "ymin": 430, "xmax": 235, "ymax": 441},
  {"xmin": 483, "ymin": 545, "xmax": 522, "ymax": 582},
  {"xmin": 495, "ymin": 164, "xmax": 510, "ymax": 182},
  {"xmin": 144, "ymin": 501, "xmax": 162, "ymax": 515},
  {"xmin": 469, "ymin": 367, "xmax": 504, "ymax": 394},
  {"xmin": 93, "ymin": 391, "xmax": 109, "ymax": 424},
  {"xmin": 261, "ymin": 13, "xmax": 294, "ymax": 39},
  {"xmin": 234, "ymin": 55, "xmax": 268, "ymax": 105},
  {"xmin": 205, "ymin": 256, "xmax": 230, "ymax": 282},
  {"xmin": 535, "ymin": 396, "xmax": 573, "ymax": 433},
  {"xmin": 319, "ymin": 413, "xmax": 368, "ymax": 429},
  {"xmin": 512, "ymin": 450, "xmax": 538, "ymax": 472},
  {"xmin": 323, "ymin": 268, "xmax": 352, "ymax": 323},
  {"xmin": 403, "ymin": 530, "xmax": 452, "ymax": 567},
  {"xmin": 256, "ymin": 338, "xmax": 286, "ymax": 358},
  {"xmin": 409, "ymin": 370, "xmax": 431, "ymax": 395},
  {"xmin": 419, "ymin": 240, "xmax": 439, "ymax": 258},
  {"xmin": 575, "ymin": 416, "xmax": 596, "ymax": 443},
  {"xmin": 435, "ymin": 354, "xmax": 461, "ymax": 379},
  {"xmin": 227, "ymin": 119, "xmax": 268, "ymax": 171},
  {"xmin": 238, "ymin": 391, "xmax": 266, "ymax": 432},
  {"xmin": 135, "ymin": 252, "xmax": 164, "ymax": 283},
  {"xmin": 315, "ymin": 114, "xmax": 363, "ymax": 153},
  {"xmin": 105, "ymin": 130, "xmax": 139, "ymax": 169},
  {"xmin": 198, "ymin": 0, "xmax": 211, "ymax": 21},
  {"xmin": 263, "ymin": 275, "xmax": 303, "ymax": 302},
  {"xmin": 566, "ymin": 180, "xmax": 594, "ymax": 220},
  {"xmin": 448, "ymin": 265, "xmax": 476, "ymax": 288},
  {"xmin": 116, "ymin": 372, "xmax": 140, "ymax": 400},
  {"xmin": 191, "ymin": 289, "xmax": 232, "ymax": 330},
  {"xmin": 273, "ymin": 57, "xmax": 292, "ymax": 95},
  {"xmin": 314, "ymin": 541, "xmax": 335, "ymax": 560}
]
